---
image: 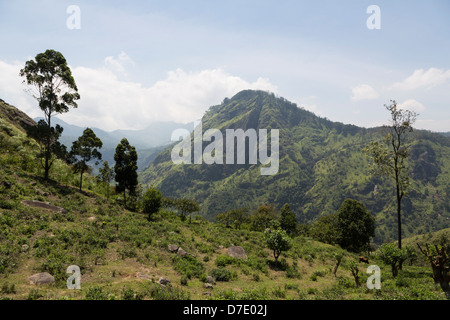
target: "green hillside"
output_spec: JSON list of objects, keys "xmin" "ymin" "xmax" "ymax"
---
[
  {"xmin": 140, "ymin": 90, "xmax": 450, "ymax": 244},
  {"xmin": 1, "ymin": 98, "xmax": 448, "ymax": 301}
]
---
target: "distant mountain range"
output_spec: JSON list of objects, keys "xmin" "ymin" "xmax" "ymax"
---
[
  {"xmin": 140, "ymin": 90, "xmax": 450, "ymax": 244},
  {"xmin": 34, "ymin": 116, "xmax": 194, "ymax": 172}
]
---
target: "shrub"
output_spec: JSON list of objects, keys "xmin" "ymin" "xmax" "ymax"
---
[
  {"xmin": 85, "ymin": 286, "xmax": 114, "ymax": 300},
  {"xmin": 210, "ymin": 267, "xmax": 236, "ymax": 282},
  {"xmin": 172, "ymin": 255, "xmax": 205, "ymax": 279},
  {"xmin": 215, "ymin": 255, "xmax": 236, "ymax": 267},
  {"xmin": 121, "ymin": 287, "xmax": 143, "ymax": 300}
]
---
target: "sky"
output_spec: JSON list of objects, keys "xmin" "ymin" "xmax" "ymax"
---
[{"xmin": 0, "ymin": 0, "xmax": 449, "ymax": 132}]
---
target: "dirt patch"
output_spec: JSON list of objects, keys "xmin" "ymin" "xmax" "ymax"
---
[{"xmin": 21, "ymin": 200, "xmax": 68, "ymax": 213}]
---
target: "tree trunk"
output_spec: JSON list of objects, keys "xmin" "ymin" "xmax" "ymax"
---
[{"xmin": 79, "ymin": 171, "xmax": 83, "ymax": 191}]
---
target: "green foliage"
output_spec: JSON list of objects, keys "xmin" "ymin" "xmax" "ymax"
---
[
  {"xmin": 114, "ymin": 138, "xmax": 138, "ymax": 208},
  {"xmin": 280, "ymin": 203, "xmax": 297, "ymax": 235},
  {"xmin": 69, "ymin": 127, "xmax": 103, "ymax": 191},
  {"xmin": 20, "ymin": 49, "xmax": 80, "ymax": 180},
  {"xmin": 142, "ymin": 186, "xmax": 163, "ymax": 220},
  {"xmin": 264, "ymin": 227, "xmax": 292, "ymax": 262},
  {"xmin": 250, "ymin": 204, "xmax": 278, "ymax": 232},
  {"xmin": 210, "ymin": 267, "xmax": 237, "ymax": 282},
  {"xmin": 377, "ymin": 243, "xmax": 410, "ymax": 277},
  {"xmin": 97, "ymin": 160, "xmax": 114, "ymax": 199},
  {"xmin": 336, "ymin": 199, "xmax": 375, "ymax": 253},
  {"xmin": 172, "ymin": 255, "xmax": 205, "ymax": 279}
]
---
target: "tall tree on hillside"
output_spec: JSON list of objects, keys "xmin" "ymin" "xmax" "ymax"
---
[
  {"xmin": 364, "ymin": 100, "xmax": 417, "ymax": 253},
  {"xmin": 70, "ymin": 128, "xmax": 103, "ymax": 191},
  {"xmin": 20, "ymin": 49, "xmax": 80, "ymax": 180},
  {"xmin": 114, "ymin": 138, "xmax": 138, "ymax": 208}
]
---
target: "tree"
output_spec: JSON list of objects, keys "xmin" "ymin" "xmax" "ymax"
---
[
  {"xmin": 310, "ymin": 213, "xmax": 340, "ymax": 245},
  {"xmin": 377, "ymin": 243, "xmax": 408, "ymax": 278},
  {"xmin": 70, "ymin": 128, "xmax": 102, "ymax": 191},
  {"xmin": 142, "ymin": 187, "xmax": 163, "ymax": 221},
  {"xmin": 264, "ymin": 228, "xmax": 292, "ymax": 263},
  {"xmin": 216, "ymin": 208, "xmax": 249, "ymax": 230},
  {"xmin": 364, "ymin": 100, "xmax": 417, "ymax": 251},
  {"xmin": 97, "ymin": 161, "xmax": 114, "ymax": 199},
  {"xmin": 20, "ymin": 49, "xmax": 80, "ymax": 180},
  {"xmin": 348, "ymin": 260, "xmax": 360, "ymax": 288},
  {"xmin": 175, "ymin": 198, "xmax": 200, "ymax": 223},
  {"xmin": 27, "ymin": 119, "xmax": 69, "ymax": 173},
  {"xmin": 280, "ymin": 203, "xmax": 297, "ymax": 235},
  {"xmin": 332, "ymin": 252, "xmax": 344, "ymax": 277},
  {"xmin": 417, "ymin": 243, "xmax": 450, "ymax": 299},
  {"xmin": 250, "ymin": 204, "xmax": 278, "ymax": 232},
  {"xmin": 336, "ymin": 199, "xmax": 375, "ymax": 253},
  {"xmin": 114, "ymin": 138, "xmax": 138, "ymax": 208}
]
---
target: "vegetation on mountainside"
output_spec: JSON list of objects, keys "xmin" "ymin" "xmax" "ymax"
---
[{"xmin": 141, "ymin": 90, "xmax": 450, "ymax": 245}]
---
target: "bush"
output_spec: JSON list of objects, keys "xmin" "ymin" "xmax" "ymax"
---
[
  {"xmin": 215, "ymin": 255, "xmax": 236, "ymax": 267},
  {"xmin": 172, "ymin": 255, "xmax": 205, "ymax": 279},
  {"xmin": 121, "ymin": 287, "xmax": 143, "ymax": 300},
  {"xmin": 210, "ymin": 267, "xmax": 237, "ymax": 282},
  {"xmin": 84, "ymin": 286, "xmax": 114, "ymax": 300}
]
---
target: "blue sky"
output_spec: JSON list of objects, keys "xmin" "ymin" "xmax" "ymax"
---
[{"xmin": 0, "ymin": 0, "xmax": 449, "ymax": 131}]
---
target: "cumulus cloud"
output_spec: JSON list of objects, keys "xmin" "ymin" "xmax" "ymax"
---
[
  {"xmin": 397, "ymin": 99, "xmax": 425, "ymax": 113},
  {"xmin": 350, "ymin": 84, "xmax": 379, "ymax": 101},
  {"xmin": 104, "ymin": 51, "xmax": 135, "ymax": 76},
  {"xmin": 0, "ymin": 58, "xmax": 277, "ymax": 131},
  {"xmin": 0, "ymin": 60, "xmax": 37, "ymax": 117},
  {"xmin": 391, "ymin": 68, "xmax": 450, "ymax": 91}
]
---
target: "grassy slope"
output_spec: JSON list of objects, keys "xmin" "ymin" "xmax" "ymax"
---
[{"xmin": 0, "ymin": 99, "xmax": 447, "ymax": 300}]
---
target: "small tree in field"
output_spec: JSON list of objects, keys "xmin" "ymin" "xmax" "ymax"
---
[
  {"xmin": 175, "ymin": 198, "xmax": 200, "ymax": 223},
  {"xmin": 377, "ymin": 243, "xmax": 408, "ymax": 278},
  {"xmin": 142, "ymin": 187, "xmax": 163, "ymax": 221},
  {"xmin": 264, "ymin": 228, "xmax": 292, "ymax": 263},
  {"xmin": 70, "ymin": 128, "xmax": 102, "ymax": 191}
]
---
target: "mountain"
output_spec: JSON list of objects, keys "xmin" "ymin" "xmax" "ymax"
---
[
  {"xmin": 34, "ymin": 116, "xmax": 194, "ymax": 172},
  {"xmin": 141, "ymin": 90, "xmax": 450, "ymax": 244}
]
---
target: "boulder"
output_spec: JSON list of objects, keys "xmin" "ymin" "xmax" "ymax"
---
[
  {"xmin": 159, "ymin": 277, "xmax": 171, "ymax": 286},
  {"xmin": 29, "ymin": 272, "xmax": 55, "ymax": 285},
  {"xmin": 203, "ymin": 283, "xmax": 214, "ymax": 289},
  {"xmin": 206, "ymin": 276, "xmax": 216, "ymax": 284},
  {"xmin": 168, "ymin": 244, "xmax": 179, "ymax": 253},
  {"xmin": 227, "ymin": 246, "xmax": 248, "ymax": 259},
  {"xmin": 21, "ymin": 200, "xmax": 67, "ymax": 214},
  {"xmin": 177, "ymin": 247, "xmax": 188, "ymax": 257}
]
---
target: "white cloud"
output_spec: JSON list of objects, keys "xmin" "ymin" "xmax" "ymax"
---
[
  {"xmin": 350, "ymin": 84, "xmax": 379, "ymax": 101},
  {"xmin": 391, "ymin": 68, "xmax": 450, "ymax": 91},
  {"xmin": 397, "ymin": 99, "xmax": 426, "ymax": 113},
  {"xmin": 0, "ymin": 58, "xmax": 277, "ymax": 131},
  {"xmin": 0, "ymin": 60, "xmax": 37, "ymax": 117},
  {"xmin": 104, "ymin": 51, "xmax": 135, "ymax": 76}
]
